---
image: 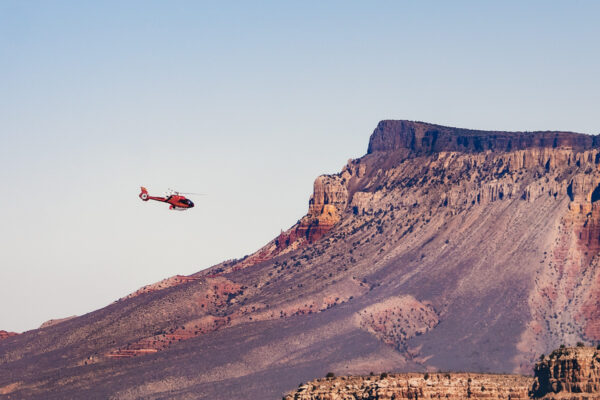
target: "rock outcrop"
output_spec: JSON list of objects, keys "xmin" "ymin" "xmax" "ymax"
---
[
  {"xmin": 286, "ymin": 346, "xmax": 600, "ymax": 400},
  {"xmin": 531, "ymin": 346, "xmax": 600, "ymax": 399},
  {"xmin": 368, "ymin": 120, "xmax": 600, "ymax": 154},
  {"xmin": 285, "ymin": 373, "xmax": 531, "ymax": 400}
]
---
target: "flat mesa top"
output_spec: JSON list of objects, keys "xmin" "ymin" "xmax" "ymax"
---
[{"xmin": 368, "ymin": 120, "xmax": 600, "ymax": 154}]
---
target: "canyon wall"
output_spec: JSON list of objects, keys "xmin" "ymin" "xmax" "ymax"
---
[{"xmin": 531, "ymin": 346, "xmax": 600, "ymax": 399}]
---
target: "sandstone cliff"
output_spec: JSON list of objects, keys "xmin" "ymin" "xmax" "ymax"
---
[
  {"xmin": 367, "ymin": 120, "xmax": 600, "ymax": 154},
  {"xmin": 531, "ymin": 346, "xmax": 600, "ymax": 399},
  {"xmin": 285, "ymin": 373, "xmax": 531, "ymax": 400},
  {"xmin": 286, "ymin": 346, "xmax": 600, "ymax": 400}
]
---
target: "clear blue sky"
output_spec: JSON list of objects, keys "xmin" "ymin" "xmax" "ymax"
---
[{"xmin": 1, "ymin": 1, "xmax": 599, "ymax": 332}]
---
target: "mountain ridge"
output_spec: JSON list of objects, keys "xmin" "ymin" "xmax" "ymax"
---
[{"xmin": 2, "ymin": 120, "xmax": 600, "ymax": 399}]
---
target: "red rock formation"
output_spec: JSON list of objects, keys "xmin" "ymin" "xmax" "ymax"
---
[
  {"xmin": 276, "ymin": 175, "xmax": 348, "ymax": 248},
  {"xmin": 206, "ymin": 174, "xmax": 348, "ymax": 276}
]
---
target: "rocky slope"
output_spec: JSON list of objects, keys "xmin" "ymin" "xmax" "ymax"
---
[{"xmin": 2, "ymin": 120, "xmax": 600, "ymax": 399}]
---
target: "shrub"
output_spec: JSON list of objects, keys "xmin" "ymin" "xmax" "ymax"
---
[
  {"xmin": 597, "ymin": 343, "xmax": 600, "ymax": 350},
  {"xmin": 577, "ymin": 342, "xmax": 585, "ymax": 347},
  {"xmin": 380, "ymin": 372, "xmax": 388, "ymax": 379},
  {"xmin": 326, "ymin": 372, "xmax": 335, "ymax": 378},
  {"xmin": 424, "ymin": 373, "xmax": 430, "ymax": 380},
  {"xmin": 539, "ymin": 354, "xmax": 545, "ymax": 361},
  {"xmin": 559, "ymin": 344, "xmax": 566, "ymax": 349}
]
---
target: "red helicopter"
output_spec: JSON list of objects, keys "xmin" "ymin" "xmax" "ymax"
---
[{"xmin": 139, "ymin": 187, "xmax": 195, "ymax": 210}]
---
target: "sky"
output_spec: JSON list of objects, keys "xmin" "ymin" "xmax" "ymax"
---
[{"xmin": 1, "ymin": 1, "xmax": 599, "ymax": 332}]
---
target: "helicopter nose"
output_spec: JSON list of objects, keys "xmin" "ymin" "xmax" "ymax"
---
[{"xmin": 189, "ymin": 201, "xmax": 194, "ymax": 208}]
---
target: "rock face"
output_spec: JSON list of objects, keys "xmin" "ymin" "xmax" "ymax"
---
[
  {"xmin": 2, "ymin": 120, "xmax": 600, "ymax": 400},
  {"xmin": 286, "ymin": 346, "xmax": 600, "ymax": 400},
  {"xmin": 531, "ymin": 346, "xmax": 600, "ymax": 399},
  {"xmin": 285, "ymin": 373, "xmax": 531, "ymax": 400},
  {"xmin": 367, "ymin": 120, "xmax": 600, "ymax": 154},
  {"xmin": 277, "ymin": 174, "xmax": 348, "ymax": 250}
]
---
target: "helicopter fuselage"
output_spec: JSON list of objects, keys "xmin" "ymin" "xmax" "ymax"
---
[{"xmin": 139, "ymin": 187, "xmax": 194, "ymax": 210}]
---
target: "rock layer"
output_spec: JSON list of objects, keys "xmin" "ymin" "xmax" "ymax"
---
[
  {"xmin": 368, "ymin": 120, "xmax": 600, "ymax": 154},
  {"xmin": 285, "ymin": 373, "xmax": 531, "ymax": 400},
  {"xmin": 286, "ymin": 346, "xmax": 600, "ymax": 400},
  {"xmin": 531, "ymin": 346, "xmax": 600, "ymax": 399}
]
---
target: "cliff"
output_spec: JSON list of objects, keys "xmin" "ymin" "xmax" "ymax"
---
[
  {"xmin": 531, "ymin": 346, "xmax": 600, "ymax": 399},
  {"xmin": 286, "ymin": 346, "xmax": 600, "ymax": 400},
  {"xmin": 285, "ymin": 373, "xmax": 531, "ymax": 400},
  {"xmin": 367, "ymin": 120, "xmax": 599, "ymax": 154}
]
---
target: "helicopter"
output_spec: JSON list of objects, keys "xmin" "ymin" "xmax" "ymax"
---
[{"xmin": 139, "ymin": 187, "xmax": 196, "ymax": 210}]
